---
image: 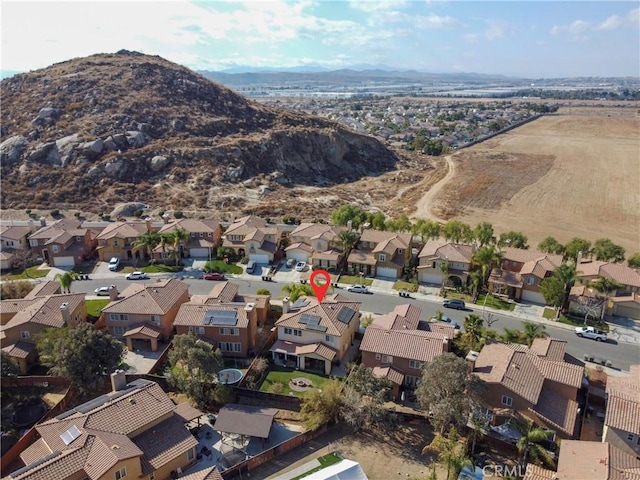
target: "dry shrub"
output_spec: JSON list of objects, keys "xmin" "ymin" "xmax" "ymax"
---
[{"xmin": 1, "ymin": 281, "xmax": 35, "ymax": 299}]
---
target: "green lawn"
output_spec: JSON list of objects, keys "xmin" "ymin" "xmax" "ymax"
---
[
  {"xmin": 260, "ymin": 367, "xmax": 331, "ymax": 397},
  {"xmin": 204, "ymin": 260, "xmax": 243, "ymax": 274},
  {"xmin": 290, "ymin": 453, "xmax": 343, "ymax": 480},
  {"xmin": 4, "ymin": 265, "xmax": 50, "ymax": 280},
  {"xmin": 339, "ymin": 275, "xmax": 373, "ymax": 286},
  {"xmin": 543, "ymin": 308, "xmax": 610, "ymax": 332},
  {"xmin": 85, "ymin": 299, "xmax": 111, "ymax": 317},
  {"xmin": 476, "ymin": 293, "xmax": 515, "ymax": 311},
  {"xmin": 393, "ymin": 280, "xmax": 417, "ymax": 292},
  {"xmin": 142, "ymin": 264, "xmax": 183, "ymax": 273}
]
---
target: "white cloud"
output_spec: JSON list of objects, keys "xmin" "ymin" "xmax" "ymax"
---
[
  {"xmin": 348, "ymin": 0, "xmax": 408, "ymax": 13},
  {"xmin": 551, "ymin": 7, "xmax": 639, "ymax": 36}
]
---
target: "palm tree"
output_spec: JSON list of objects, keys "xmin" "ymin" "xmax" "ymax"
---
[
  {"xmin": 440, "ymin": 261, "xmax": 450, "ymax": 288},
  {"xmin": 472, "ymin": 245, "xmax": 502, "ymax": 288},
  {"xmin": 54, "ymin": 271, "xmax": 75, "ymax": 294},
  {"xmin": 171, "ymin": 227, "xmax": 190, "ymax": 265},
  {"xmin": 338, "ymin": 229, "xmax": 359, "ymax": 253},
  {"xmin": 515, "ymin": 419, "xmax": 555, "ymax": 468},
  {"xmin": 553, "ymin": 263, "xmax": 576, "ymax": 312},
  {"xmin": 159, "ymin": 233, "xmax": 173, "ymax": 262},
  {"xmin": 522, "ymin": 321, "xmax": 547, "ymax": 347},
  {"xmin": 422, "ymin": 428, "xmax": 473, "ymax": 480},
  {"xmin": 134, "ymin": 231, "xmax": 161, "ymax": 262},
  {"xmin": 282, "ymin": 283, "xmax": 315, "ymax": 302},
  {"xmin": 433, "ymin": 310, "xmax": 445, "ymax": 321},
  {"xmin": 500, "ymin": 327, "xmax": 522, "ymax": 344},
  {"xmin": 592, "ymin": 276, "xmax": 620, "ymax": 321},
  {"xmin": 469, "ymin": 270, "xmax": 483, "ymax": 302},
  {"xmin": 461, "ymin": 314, "xmax": 484, "ymax": 352}
]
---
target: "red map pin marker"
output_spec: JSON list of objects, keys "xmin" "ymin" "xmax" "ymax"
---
[{"xmin": 310, "ymin": 269, "xmax": 331, "ymax": 303}]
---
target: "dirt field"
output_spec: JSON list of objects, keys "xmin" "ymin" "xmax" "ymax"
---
[{"xmin": 414, "ymin": 112, "xmax": 640, "ymax": 253}]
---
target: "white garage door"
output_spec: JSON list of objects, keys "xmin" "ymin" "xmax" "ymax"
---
[
  {"xmin": 615, "ymin": 305, "xmax": 640, "ymax": 320},
  {"xmin": 189, "ymin": 248, "xmax": 210, "ymax": 258},
  {"xmin": 522, "ymin": 290, "xmax": 545, "ymax": 305},
  {"xmin": 420, "ymin": 272, "xmax": 442, "ymax": 285},
  {"xmin": 286, "ymin": 251, "xmax": 309, "ymax": 263},
  {"xmin": 376, "ymin": 266, "xmax": 398, "ymax": 279},
  {"xmin": 54, "ymin": 256, "xmax": 75, "ymax": 267},
  {"xmin": 249, "ymin": 254, "xmax": 269, "ymax": 264}
]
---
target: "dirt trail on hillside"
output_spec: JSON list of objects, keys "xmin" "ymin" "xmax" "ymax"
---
[{"xmin": 412, "ymin": 155, "xmax": 455, "ymax": 222}]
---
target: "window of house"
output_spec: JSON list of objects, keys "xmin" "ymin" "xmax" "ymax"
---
[
  {"xmin": 113, "ymin": 240, "xmax": 119, "ymax": 247},
  {"xmin": 197, "ymin": 326, "xmax": 205, "ymax": 335},
  {"xmin": 375, "ymin": 353, "xmax": 381, "ymax": 360},
  {"xmin": 109, "ymin": 314, "xmax": 128, "ymax": 321},
  {"xmin": 188, "ymin": 447, "xmax": 195, "ymax": 461},
  {"xmin": 316, "ymin": 242, "xmax": 322, "ymax": 250},
  {"xmin": 379, "ymin": 254, "xmax": 386, "ymax": 262},
  {"xmin": 409, "ymin": 360, "xmax": 424, "ymax": 370},
  {"xmin": 115, "ymin": 467, "xmax": 127, "ymax": 480},
  {"xmin": 220, "ymin": 328, "xmax": 239, "ymax": 336},
  {"xmin": 219, "ymin": 342, "xmax": 242, "ymax": 353},
  {"xmin": 113, "ymin": 327, "xmax": 125, "ymax": 336},
  {"xmin": 405, "ymin": 376, "xmax": 419, "ymax": 387},
  {"xmin": 208, "ymin": 232, "xmax": 212, "ymax": 237},
  {"xmin": 636, "ymin": 436, "xmax": 640, "ymax": 446},
  {"xmin": 501, "ymin": 395, "xmax": 513, "ymax": 407},
  {"xmin": 325, "ymin": 335, "xmax": 333, "ymax": 344},
  {"xmin": 150, "ymin": 473, "xmax": 155, "ymax": 480},
  {"xmin": 525, "ymin": 277, "xmax": 536, "ymax": 285},
  {"xmin": 284, "ymin": 328, "xmax": 301, "ymax": 336},
  {"xmin": 398, "ymin": 249, "xmax": 403, "ymax": 254},
  {"xmin": 188, "ymin": 326, "xmax": 194, "ymax": 333},
  {"xmin": 76, "ymin": 236, "xmax": 82, "ymax": 242},
  {"xmin": 6, "ymin": 240, "xmax": 14, "ymax": 247},
  {"xmin": 627, "ymin": 433, "xmax": 634, "ymax": 441},
  {"xmin": 30, "ymin": 239, "xmax": 38, "ymax": 247},
  {"xmin": 52, "ymin": 245, "xmax": 59, "ymax": 253},
  {"xmin": 199, "ymin": 232, "xmax": 204, "ymax": 237},
  {"xmin": 20, "ymin": 331, "xmax": 31, "ymax": 340},
  {"xmin": 382, "ymin": 355, "xmax": 393, "ymax": 364},
  {"xmin": 150, "ymin": 315, "xmax": 160, "ymax": 325}
]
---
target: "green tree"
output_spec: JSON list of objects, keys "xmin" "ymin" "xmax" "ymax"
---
[
  {"xmin": 369, "ymin": 211, "xmax": 387, "ymax": 230},
  {"xmin": 282, "ymin": 283, "xmax": 315, "ymax": 302},
  {"xmin": 553, "ymin": 263, "xmax": 577, "ymax": 311},
  {"xmin": 415, "ymin": 353, "xmax": 485, "ymax": 434},
  {"xmin": 537, "ymin": 236, "xmax": 565, "ymax": 255},
  {"xmin": 341, "ymin": 365, "xmax": 397, "ymax": 430},
  {"xmin": 439, "ymin": 261, "xmax": 450, "ymax": 288},
  {"xmin": 300, "ymin": 380, "xmax": 344, "ymax": 431},
  {"xmin": 171, "ymin": 227, "xmax": 190, "ymax": 266},
  {"xmin": 498, "ymin": 231, "xmax": 529, "ymax": 249},
  {"xmin": 522, "ymin": 321, "xmax": 547, "ymax": 347},
  {"xmin": 331, "ymin": 205, "xmax": 367, "ymax": 229},
  {"xmin": 54, "ymin": 271, "xmax": 75, "ymax": 294},
  {"xmin": 421, "ymin": 220, "xmax": 442, "ymax": 242},
  {"xmin": 473, "ymin": 222, "xmax": 494, "ymax": 247},
  {"xmin": 442, "ymin": 221, "xmax": 472, "ymax": 243},
  {"xmin": 1, "ymin": 352, "xmax": 20, "ymax": 377},
  {"xmin": 592, "ymin": 276, "xmax": 620, "ymax": 321},
  {"xmin": 422, "ymin": 428, "xmax": 473, "ymax": 480},
  {"xmin": 564, "ymin": 237, "xmax": 591, "ymax": 263},
  {"xmin": 472, "ymin": 245, "xmax": 502, "ymax": 288},
  {"xmin": 628, "ymin": 253, "xmax": 640, "ymax": 268},
  {"xmin": 256, "ymin": 288, "xmax": 271, "ymax": 295},
  {"xmin": 134, "ymin": 230, "xmax": 161, "ymax": 261},
  {"xmin": 159, "ymin": 232, "xmax": 173, "ymax": 262},
  {"xmin": 515, "ymin": 419, "xmax": 555, "ymax": 468},
  {"xmin": 592, "ymin": 238, "xmax": 626, "ymax": 263},
  {"xmin": 540, "ymin": 276, "xmax": 566, "ymax": 311},
  {"xmin": 165, "ymin": 334, "xmax": 222, "ymax": 408},
  {"xmin": 500, "ymin": 327, "xmax": 523, "ymax": 343},
  {"xmin": 460, "ymin": 314, "xmax": 484, "ymax": 352},
  {"xmin": 393, "ymin": 214, "xmax": 412, "ymax": 233},
  {"xmin": 35, "ymin": 323, "xmax": 125, "ymax": 393},
  {"xmin": 337, "ymin": 229, "xmax": 359, "ymax": 254}
]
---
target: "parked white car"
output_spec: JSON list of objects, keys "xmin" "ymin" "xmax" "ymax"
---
[
  {"xmin": 94, "ymin": 286, "xmax": 111, "ymax": 296},
  {"xmin": 575, "ymin": 326, "xmax": 607, "ymax": 342},
  {"xmin": 108, "ymin": 257, "xmax": 120, "ymax": 271},
  {"xmin": 347, "ymin": 284, "xmax": 370, "ymax": 294},
  {"xmin": 295, "ymin": 261, "xmax": 307, "ymax": 272},
  {"xmin": 126, "ymin": 271, "xmax": 149, "ymax": 280}
]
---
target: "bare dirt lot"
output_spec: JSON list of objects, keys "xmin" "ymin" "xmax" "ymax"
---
[{"xmin": 415, "ymin": 112, "xmax": 640, "ymax": 253}]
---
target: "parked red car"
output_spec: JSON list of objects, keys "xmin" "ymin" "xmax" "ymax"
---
[{"xmin": 203, "ymin": 272, "xmax": 225, "ymax": 281}]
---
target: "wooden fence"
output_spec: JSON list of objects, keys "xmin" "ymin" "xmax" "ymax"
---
[
  {"xmin": 1, "ymin": 376, "xmax": 70, "ymax": 388},
  {"xmin": 232, "ymin": 387, "xmax": 302, "ymax": 411}
]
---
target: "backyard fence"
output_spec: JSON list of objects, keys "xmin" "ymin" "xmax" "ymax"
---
[
  {"xmin": 232, "ymin": 387, "xmax": 302, "ymax": 411},
  {"xmin": 1, "ymin": 376, "xmax": 69, "ymax": 388}
]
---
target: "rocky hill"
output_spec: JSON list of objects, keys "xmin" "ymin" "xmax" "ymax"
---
[{"xmin": 0, "ymin": 50, "xmax": 400, "ymax": 213}]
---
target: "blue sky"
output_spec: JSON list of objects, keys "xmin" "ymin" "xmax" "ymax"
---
[{"xmin": 2, "ymin": 1, "xmax": 638, "ymax": 78}]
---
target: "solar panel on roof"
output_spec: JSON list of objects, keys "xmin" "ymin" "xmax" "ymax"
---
[
  {"xmin": 292, "ymin": 298, "xmax": 310, "ymax": 309},
  {"xmin": 60, "ymin": 425, "xmax": 81, "ymax": 445},
  {"xmin": 337, "ymin": 307, "xmax": 355, "ymax": 324},
  {"xmin": 306, "ymin": 323, "xmax": 328, "ymax": 332},
  {"xmin": 205, "ymin": 309, "xmax": 238, "ymax": 326},
  {"xmin": 299, "ymin": 313, "xmax": 321, "ymax": 326}
]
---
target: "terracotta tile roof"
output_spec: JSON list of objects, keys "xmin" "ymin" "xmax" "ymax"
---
[
  {"xmin": 178, "ymin": 466, "xmax": 224, "ymax": 480},
  {"xmin": 238, "ymin": 294, "xmax": 270, "ymax": 310},
  {"xmin": 2, "ymin": 341, "xmax": 35, "ymax": 359},
  {"xmin": 213, "ymin": 404, "xmax": 278, "ymax": 439},
  {"xmin": 372, "ymin": 304, "xmax": 421, "ymax": 330},
  {"xmin": 28, "ymin": 218, "xmax": 82, "ymax": 240},
  {"xmin": 174, "ymin": 303, "xmax": 250, "ymax": 329},
  {"xmin": 158, "ymin": 218, "xmax": 220, "ymax": 235},
  {"xmin": 554, "ymin": 441, "xmax": 640, "ymax": 480},
  {"xmin": 223, "ymin": 215, "xmax": 268, "ymax": 236},
  {"xmin": 1, "ymin": 293, "xmax": 85, "ymax": 330},
  {"xmin": 418, "ymin": 240, "xmax": 475, "ymax": 263},
  {"xmin": 489, "ymin": 268, "xmax": 524, "ymax": 288},
  {"xmin": 502, "ymin": 247, "xmax": 563, "ymax": 267},
  {"xmin": 286, "ymin": 242, "xmax": 313, "ymax": 253},
  {"xmin": 102, "ymin": 278, "xmax": 189, "ymax": 315},
  {"xmin": 0, "ymin": 298, "xmax": 40, "ymax": 316},
  {"xmin": 529, "ymin": 337, "xmax": 567, "ymax": 361},
  {"xmin": 372, "ymin": 365, "xmax": 405, "ymax": 385},
  {"xmin": 361, "ymin": 328, "xmax": 448, "ymax": 362},
  {"xmin": 295, "ymin": 342, "xmax": 337, "ymax": 360},
  {"xmin": 83, "ymin": 429, "xmax": 143, "ymax": 478},
  {"xmin": 419, "ymin": 321, "xmax": 456, "ymax": 338},
  {"xmin": 601, "ymin": 263, "xmax": 640, "ymax": 288},
  {"xmin": 605, "ymin": 366, "xmax": 640, "ymax": 435},
  {"xmin": 530, "ymin": 387, "xmax": 579, "ymax": 435},
  {"xmin": 347, "ymin": 249, "xmax": 376, "ymax": 265},
  {"xmin": 313, "ymin": 249, "xmax": 343, "ymax": 261},
  {"xmin": 122, "ymin": 323, "xmax": 162, "ymax": 339},
  {"xmin": 523, "ymin": 464, "xmax": 556, "ymax": 480},
  {"xmin": 373, "ymin": 235, "xmax": 408, "ymax": 255},
  {"xmin": 359, "ymin": 229, "xmax": 411, "ymax": 248},
  {"xmin": 24, "ymin": 281, "xmax": 62, "ymax": 299},
  {"xmin": 95, "ymin": 221, "xmax": 148, "ymax": 240},
  {"xmin": 11, "ymin": 436, "xmax": 94, "ymax": 480},
  {"xmin": 577, "ymin": 259, "xmax": 610, "ymax": 277},
  {"xmin": 173, "ymin": 403, "xmax": 204, "ymax": 423},
  {"xmin": 290, "ymin": 223, "xmax": 345, "ymax": 242},
  {"xmin": 19, "ymin": 438, "xmax": 52, "ymax": 466},
  {"xmin": 244, "ymin": 228, "xmax": 265, "ymax": 243},
  {"xmin": 0, "ymin": 224, "xmax": 31, "ymax": 240},
  {"xmin": 133, "ymin": 415, "xmax": 199, "ymax": 475},
  {"xmin": 520, "ymin": 257, "xmax": 560, "ymax": 278},
  {"xmin": 275, "ymin": 296, "xmax": 361, "ymax": 336},
  {"xmin": 533, "ymin": 358, "xmax": 583, "ymax": 388}
]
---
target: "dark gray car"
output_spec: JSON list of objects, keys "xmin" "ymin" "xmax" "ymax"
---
[{"xmin": 443, "ymin": 299, "xmax": 466, "ymax": 310}]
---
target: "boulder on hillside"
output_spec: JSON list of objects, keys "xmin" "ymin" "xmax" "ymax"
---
[{"xmin": 0, "ymin": 135, "xmax": 28, "ymax": 166}]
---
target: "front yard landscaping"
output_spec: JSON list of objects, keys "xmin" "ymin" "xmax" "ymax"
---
[
  {"xmin": 204, "ymin": 259, "xmax": 243, "ymax": 274},
  {"xmin": 339, "ymin": 275, "xmax": 373, "ymax": 286},
  {"xmin": 393, "ymin": 280, "xmax": 418, "ymax": 292},
  {"xmin": 476, "ymin": 293, "xmax": 515, "ymax": 311},
  {"xmin": 544, "ymin": 308, "xmax": 610, "ymax": 332},
  {"xmin": 85, "ymin": 299, "xmax": 111, "ymax": 317},
  {"xmin": 3, "ymin": 265, "xmax": 50, "ymax": 281},
  {"xmin": 260, "ymin": 367, "xmax": 331, "ymax": 397}
]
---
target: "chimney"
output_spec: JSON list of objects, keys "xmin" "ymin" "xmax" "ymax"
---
[
  {"xmin": 60, "ymin": 302, "xmax": 71, "ymax": 324},
  {"xmin": 110, "ymin": 369, "xmax": 127, "ymax": 392},
  {"xmin": 39, "ymin": 216, "xmax": 47, "ymax": 227},
  {"xmin": 28, "ymin": 219, "xmax": 37, "ymax": 232},
  {"xmin": 109, "ymin": 285, "xmax": 118, "ymax": 301},
  {"xmin": 443, "ymin": 337, "xmax": 450, "ymax": 353},
  {"xmin": 144, "ymin": 217, "xmax": 152, "ymax": 232},
  {"xmin": 465, "ymin": 350, "xmax": 479, "ymax": 371},
  {"xmin": 282, "ymin": 297, "xmax": 290, "ymax": 314},
  {"xmin": 244, "ymin": 302, "xmax": 255, "ymax": 312},
  {"xmin": 162, "ymin": 213, "xmax": 170, "ymax": 224}
]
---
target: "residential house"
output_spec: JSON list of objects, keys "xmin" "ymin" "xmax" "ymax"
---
[
  {"xmin": 95, "ymin": 220, "xmax": 151, "ymax": 263},
  {"xmin": 488, "ymin": 248, "xmax": 563, "ymax": 304},
  {"xmin": 417, "ymin": 240, "xmax": 475, "ymax": 287},
  {"xmin": 0, "ymin": 224, "xmax": 33, "ymax": 270},
  {"xmin": 101, "ymin": 279, "xmax": 190, "ymax": 350},
  {"xmin": 27, "ymin": 218, "xmax": 96, "ymax": 267},
  {"xmin": 174, "ymin": 282, "xmax": 270, "ymax": 357},
  {"xmin": 157, "ymin": 218, "xmax": 222, "ymax": 260},
  {"xmin": 603, "ymin": 365, "xmax": 640, "ymax": 456},
  {"xmin": 472, "ymin": 339, "xmax": 584, "ymax": 439},
  {"xmin": 347, "ymin": 229, "xmax": 412, "ymax": 279},
  {"xmin": 360, "ymin": 304, "xmax": 452, "ymax": 399},
  {"xmin": 285, "ymin": 223, "xmax": 347, "ymax": 270},
  {"xmin": 7, "ymin": 373, "xmax": 207, "ymax": 480},
  {"xmin": 575, "ymin": 259, "xmax": 640, "ymax": 320},
  {"xmin": 222, "ymin": 216, "xmax": 281, "ymax": 264},
  {"xmin": 524, "ymin": 441, "xmax": 640, "ymax": 480},
  {"xmin": 0, "ymin": 293, "xmax": 86, "ymax": 374},
  {"xmin": 270, "ymin": 294, "xmax": 361, "ymax": 375}
]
